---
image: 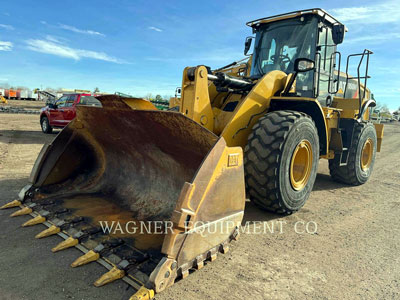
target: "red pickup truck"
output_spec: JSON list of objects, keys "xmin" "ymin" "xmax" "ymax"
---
[{"xmin": 40, "ymin": 93, "xmax": 101, "ymax": 133}]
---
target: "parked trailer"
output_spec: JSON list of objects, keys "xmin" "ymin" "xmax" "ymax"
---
[
  {"xmin": 31, "ymin": 91, "xmax": 38, "ymax": 101},
  {"xmin": 20, "ymin": 90, "xmax": 29, "ymax": 99},
  {"xmin": 5, "ymin": 89, "xmax": 18, "ymax": 99}
]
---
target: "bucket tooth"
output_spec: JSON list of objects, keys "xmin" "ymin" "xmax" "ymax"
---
[
  {"xmin": 22, "ymin": 215, "xmax": 46, "ymax": 227},
  {"xmin": 1, "ymin": 200, "xmax": 21, "ymax": 209},
  {"xmin": 129, "ymin": 286, "xmax": 155, "ymax": 300},
  {"xmin": 35, "ymin": 225, "xmax": 60, "ymax": 238},
  {"xmin": 52, "ymin": 237, "xmax": 78, "ymax": 252},
  {"xmin": 71, "ymin": 250, "xmax": 100, "ymax": 268},
  {"xmin": 10, "ymin": 207, "xmax": 32, "ymax": 217},
  {"xmin": 210, "ymin": 253, "xmax": 217, "ymax": 262},
  {"xmin": 94, "ymin": 267, "xmax": 125, "ymax": 287},
  {"xmin": 195, "ymin": 260, "xmax": 204, "ymax": 270},
  {"xmin": 220, "ymin": 244, "xmax": 229, "ymax": 254},
  {"xmin": 181, "ymin": 269, "xmax": 189, "ymax": 279}
]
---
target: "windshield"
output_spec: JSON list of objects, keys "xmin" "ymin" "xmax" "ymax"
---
[{"xmin": 251, "ymin": 16, "xmax": 318, "ymax": 78}]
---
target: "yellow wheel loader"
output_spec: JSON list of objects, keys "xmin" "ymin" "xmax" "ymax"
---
[
  {"xmin": 1, "ymin": 95, "xmax": 7, "ymax": 104},
  {"xmin": 1, "ymin": 8, "xmax": 384, "ymax": 299}
]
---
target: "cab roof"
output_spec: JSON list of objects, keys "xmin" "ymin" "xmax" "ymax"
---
[{"xmin": 247, "ymin": 8, "xmax": 344, "ymax": 28}]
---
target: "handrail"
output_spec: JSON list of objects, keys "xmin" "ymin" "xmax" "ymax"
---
[
  {"xmin": 328, "ymin": 51, "xmax": 341, "ymax": 94},
  {"xmin": 344, "ymin": 49, "xmax": 373, "ymax": 118},
  {"xmin": 315, "ymin": 52, "xmax": 322, "ymax": 98}
]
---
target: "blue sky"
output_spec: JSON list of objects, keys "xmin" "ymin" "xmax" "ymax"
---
[{"xmin": 0, "ymin": 0, "xmax": 399, "ymax": 110}]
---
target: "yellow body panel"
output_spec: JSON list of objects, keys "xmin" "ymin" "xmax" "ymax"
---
[
  {"xmin": 322, "ymin": 107, "xmax": 340, "ymax": 143},
  {"xmin": 332, "ymin": 97, "xmax": 370, "ymax": 120},
  {"xmin": 122, "ymin": 98, "xmax": 157, "ymax": 110},
  {"xmin": 169, "ymin": 97, "xmax": 181, "ymax": 108},
  {"xmin": 374, "ymin": 123, "xmax": 384, "ymax": 152},
  {"xmin": 220, "ymin": 70, "xmax": 287, "ymax": 147},
  {"xmin": 180, "ymin": 66, "xmax": 214, "ymax": 131},
  {"xmin": 332, "ymin": 97, "xmax": 359, "ymax": 118}
]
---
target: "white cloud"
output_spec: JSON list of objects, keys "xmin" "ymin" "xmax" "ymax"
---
[
  {"xmin": 331, "ymin": 1, "xmax": 400, "ymax": 24},
  {"xmin": 346, "ymin": 32, "xmax": 400, "ymax": 44},
  {"xmin": 45, "ymin": 35, "xmax": 67, "ymax": 44},
  {"xmin": 0, "ymin": 24, "xmax": 14, "ymax": 30},
  {"xmin": 58, "ymin": 23, "xmax": 105, "ymax": 37},
  {"xmin": 0, "ymin": 41, "xmax": 13, "ymax": 51},
  {"xmin": 148, "ymin": 26, "xmax": 163, "ymax": 32},
  {"xmin": 26, "ymin": 39, "xmax": 126, "ymax": 63},
  {"xmin": 40, "ymin": 20, "xmax": 105, "ymax": 37}
]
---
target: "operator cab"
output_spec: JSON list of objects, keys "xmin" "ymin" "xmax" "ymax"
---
[{"xmin": 246, "ymin": 9, "xmax": 346, "ymax": 104}]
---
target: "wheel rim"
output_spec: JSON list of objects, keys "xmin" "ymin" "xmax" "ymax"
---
[
  {"xmin": 290, "ymin": 140, "xmax": 313, "ymax": 191},
  {"xmin": 42, "ymin": 119, "xmax": 48, "ymax": 131},
  {"xmin": 361, "ymin": 138, "xmax": 373, "ymax": 171}
]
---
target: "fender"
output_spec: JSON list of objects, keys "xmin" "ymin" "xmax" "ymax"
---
[
  {"xmin": 269, "ymin": 97, "xmax": 329, "ymax": 155},
  {"xmin": 359, "ymin": 98, "xmax": 376, "ymax": 121}
]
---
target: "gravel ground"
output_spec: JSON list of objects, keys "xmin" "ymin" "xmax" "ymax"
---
[{"xmin": 0, "ymin": 113, "xmax": 399, "ymax": 300}]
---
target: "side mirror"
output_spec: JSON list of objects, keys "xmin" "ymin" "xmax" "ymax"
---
[
  {"xmin": 294, "ymin": 58, "xmax": 315, "ymax": 72},
  {"xmin": 48, "ymin": 103, "xmax": 57, "ymax": 109},
  {"xmin": 332, "ymin": 24, "xmax": 345, "ymax": 45},
  {"xmin": 283, "ymin": 58, "xmax": 315, "ymax": 96},
  {"xmin": 244, "ymin": 37, "xmax": 253, "ymax": 56}
]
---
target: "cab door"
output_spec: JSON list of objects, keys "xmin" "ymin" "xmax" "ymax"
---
[
  {"xmin": 50, "ymin": 96, "xmax": 67, "ymax": 127},
  {"xmin": 316, "ymin": 24, "xmax": 337, "ymax": 105},
  {"xmin": 62, "ymin": 94, "xmax": 78, "ymax": 125}
]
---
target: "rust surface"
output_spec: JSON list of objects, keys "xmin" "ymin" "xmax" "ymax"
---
[{"xmin": 33, "ymin": 95, "xmax": 218, "ymax": 221}]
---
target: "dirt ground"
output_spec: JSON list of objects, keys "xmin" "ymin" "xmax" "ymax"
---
[
  {"xmin": 0, "ymin": 112, "xmax": 399, "ymax": 300},
  {"xmin": 1, "ymin": 99, "xmax": 46, "ymax": 110}
]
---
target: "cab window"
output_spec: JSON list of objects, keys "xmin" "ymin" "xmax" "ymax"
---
[
  {"xmin": 316, "ymin": 25, "xmax": 337, "ymax": 103},
  {"xmin": 251, "ymin": 15, "xmax": 318, "ymax": 97},
  {"xmin": 56, "ymin": 96, "xmax": 68, "ymax": 108},
  {"xmin": 65, "ymin": 95, "xmax": 77, "ymax": 107},
  {"xmin": 318, "ymin": 26, "xmax": 336, "ymax": 73},
  {"xmin": 77, "ymin": 95, "xmax": 102, "ymax": 107}
]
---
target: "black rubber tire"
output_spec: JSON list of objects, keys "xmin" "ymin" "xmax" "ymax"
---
[
  {"xmin": 41, "ymin": 116, "xmax": 53, "ymax": 134},
  {"xmin": 244, "ymin": 110, "xmax": 319, "ymax": 215},
  {"xmin": 329, "ymin": 122, "xmax": 377, "ymax": 185}
]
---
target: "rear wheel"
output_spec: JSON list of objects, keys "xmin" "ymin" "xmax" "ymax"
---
[
  {"xmin": 329, "ymin": 122, "xmax": 377, "ymax": 185},
  {"xmin": 41, "ymin": 116, "xmax": 53, "ymax": 134},
  {"xmin": 244, "ymin": 110, "xmax": 319, "ymax": 214}
]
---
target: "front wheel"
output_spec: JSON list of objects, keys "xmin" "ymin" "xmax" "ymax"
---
[
  {"xmin": 41, "ymin": 116, "xmax": 53, "ymax": 134},
  {"xmin": 244, "ymin": 110, "xmax": 319, "ymax": 215}
]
